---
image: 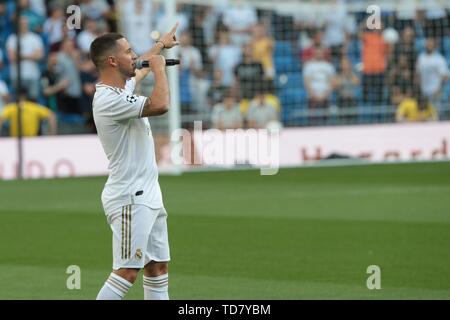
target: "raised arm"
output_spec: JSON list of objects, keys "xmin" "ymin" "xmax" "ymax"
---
[
  {"xmin": 140, "ymin": 55, "xmax": 170, "ymax": 117},
  {"xmin": 134, "ymin": 22, "xmax": 180, "ymax": 85}
]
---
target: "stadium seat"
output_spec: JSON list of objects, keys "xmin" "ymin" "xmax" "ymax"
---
[
  {"xmin": 280, "ymin": 88, "xmax": 307, "ymax": 112},
  {"xmin": 280, "ymin": 88, "xmax": 305, "ymax": 104},
  {"xmin": 275, "ymin": 72, "xmax": 303, "ymax": 93},
  {"xmin": 274, "ymin": 55, "xmax": 300, "ymax": 74},
  {"xmin": 57, "ymin": 113, "xmax": 85, "ymax": 125},
  {"xmin": 56, "ymin": 113, "xmax": 87, "ymax": 135},
  {"xmin": 179, "ymin": 69, "xmax": 192, "ymax": 106},
  {"xmin": 280, "ymin": 87, "xmax": 308, "ymax": 126},
  {"xmin": 274, "ymin": 41, "xmax": 294, "ymax": 57}
]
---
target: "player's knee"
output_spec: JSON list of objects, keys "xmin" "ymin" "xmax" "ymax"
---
[
  {"xmin": 114, "ymin": 268, "xmax": 140, "ymax": 284},
  {"xmin": 144, "ymin": 261, "xmax": 168, "ymax": 277}
]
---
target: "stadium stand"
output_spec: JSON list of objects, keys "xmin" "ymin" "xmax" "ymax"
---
[{"xmin": 0, "ymin": 0, "xmax": 449, "ymax": 135}]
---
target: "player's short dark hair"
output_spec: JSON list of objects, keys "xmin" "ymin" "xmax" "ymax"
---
[{"xmin": 89, "ymin": 33, "xmax": 124, "ymax": 69}]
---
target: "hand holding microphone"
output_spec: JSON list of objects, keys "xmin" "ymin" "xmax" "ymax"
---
[{"xmin": 135, "ymin": 59, "xmax": 180, "ymax": 70}]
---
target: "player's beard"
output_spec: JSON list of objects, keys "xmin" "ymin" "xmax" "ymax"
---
[{"xmin": 118, "ymin": 62, "xmax": 136, "ymax": 78}]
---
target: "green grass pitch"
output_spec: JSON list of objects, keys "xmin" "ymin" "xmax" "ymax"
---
[{"xmin": 0, "ymin": 161, "xmax": 449, "ymax": 299}]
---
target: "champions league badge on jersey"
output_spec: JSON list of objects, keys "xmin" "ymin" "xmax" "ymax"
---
[{"xmin": 126, "ymin": 94, "xmax": 138, "ymax": 103}]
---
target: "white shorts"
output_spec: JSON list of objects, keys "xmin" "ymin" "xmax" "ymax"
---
[{"xmin": 108, "ymin": 205, "xmax": 170, "ymax": 270}]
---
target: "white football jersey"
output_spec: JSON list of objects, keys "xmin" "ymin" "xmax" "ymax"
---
[{"xmin": 93, "ymin": 77, "xmax": 163, "ymax": 217}]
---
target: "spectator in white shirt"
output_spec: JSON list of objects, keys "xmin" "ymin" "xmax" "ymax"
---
[
  {"xmin": 322, "ymin": 0, "xmax": 355, "ymax": 67},
  {"xmin": 155, "ymin": 3, "xmax": 189, "ymax": 37},
  {"xmin": 304, "ymin": 47, "xmax": 336, "ymax": 109},
  {"xmin": 57, "ymin": 38, "xmax": 83, "ymax": 114},
  {"xmin": 178, "ymin": 31, "xmax": 209, "ymax": 113},
  {"xmin": 416, "ymin": 38, "xmax": 449, "ymax": 110},
  {"xmin": 222, "ymin": 0, "xmax": 257, "ymax": 46},
  {"xmin": 43, "ymin": 5, "xmax": 65, "ymax": 47},
  {"xmin": 202, "ymin": 5, "xmax": 222, "ymax": 48},
  {"xmin": 121, "ymin": 0, "xmax": 155, "ymax": 55},
  {"xmin": 208, "ymin": 30, "xmax": 241, "ymax": 86},
  {"xmin": 6, "ymin": 16, "xmax": 44, "ymax": 101},
  {"xmin": 80, "ymin": 0, "xmax": 110, "ymax": 21}
]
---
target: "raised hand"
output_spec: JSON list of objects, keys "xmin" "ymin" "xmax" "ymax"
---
[{"xmin": 158, "ymin": 22, "xmax": 180, "ymax": 49}]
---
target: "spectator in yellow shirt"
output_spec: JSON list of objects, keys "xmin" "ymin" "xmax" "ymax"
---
[
  {"xmin": 251, "ymin": 23, "xmax": 274, "ymax": 79},
  {"xmin": 396, "ymin": 94, "xmax": 438, "ymax": 123},
  {"xmin": 0, "ymin": 89, "xmax": 57, "ymax": 136}
]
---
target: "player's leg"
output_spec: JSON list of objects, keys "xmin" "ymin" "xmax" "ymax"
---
[
  {"xmin": 96, "ymin": 269, "xmax": 136, "ymax": 300},
  {"xmin": 143, "ymin": 260, "xmax": 169, "ymax": 300},
  {"xmin": 97, "ymin": 204, "xmax": 156, "ymax": 300},
  {"xmin": 143, "ymin": 207, "xmax": 171, "ymax": 300}
]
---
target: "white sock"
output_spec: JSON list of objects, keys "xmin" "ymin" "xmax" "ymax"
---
[
  {"xmin": 96, "ymin": 272, "xmax": 133, "ymax": 300},
  {"xmin": 143, "ymin": 274, "xmax": 169, "ymax": 300}
]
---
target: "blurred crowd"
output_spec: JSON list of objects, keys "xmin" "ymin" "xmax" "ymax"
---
[{"xmin": 0, "ymin": 0, "xmax": 450, "ymax": 136}]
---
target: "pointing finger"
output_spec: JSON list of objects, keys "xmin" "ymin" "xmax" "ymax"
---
[{"xmin": 170, "ymin": 22, "xmax": 179, "ymax": 34}]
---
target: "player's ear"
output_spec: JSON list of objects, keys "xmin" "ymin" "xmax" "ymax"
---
[{"xmin": 107, "ymin": 55, "xmax": 118, "ymax": 67}]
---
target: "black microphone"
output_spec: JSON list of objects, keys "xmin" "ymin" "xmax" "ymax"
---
[{"xmin": 135, "ymin": 59, "xmax": 180, "ymax": 69}]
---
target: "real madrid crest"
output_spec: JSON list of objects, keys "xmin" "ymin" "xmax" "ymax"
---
[{"xmin": 135, "ymin": 248, "xmax": 142, "ymax": 260}]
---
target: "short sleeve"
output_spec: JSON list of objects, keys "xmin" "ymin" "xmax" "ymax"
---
[{"xmin": 108, "ymin": 91, "xmax": 147, "ymax": 121}]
